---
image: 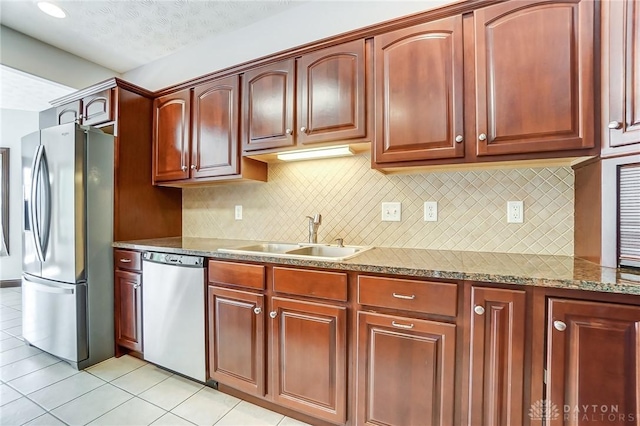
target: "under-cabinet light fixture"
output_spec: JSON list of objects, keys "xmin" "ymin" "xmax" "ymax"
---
[
  {"xmin": 277, "ymin": 145, "xmax": 354, "ymax": 162},
  {"xmin": 37, "ymin": 2, "xmax": 66, "ymax": 18}
]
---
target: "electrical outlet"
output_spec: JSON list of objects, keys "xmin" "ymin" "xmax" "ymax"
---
[
  {"xmin": 507, "ymin": 201, "xmax": 524, "ymax": 223},
  {"xmin": 234, "ymin": 205, "xmax": 242, "ymax": 220},
  {"xmin": 424, "ymin": 201, "xmax": 438, "ymax": 222},
  {"xmin": 381, "ymin": 202, "xmax": 402, "ymax": 222}
]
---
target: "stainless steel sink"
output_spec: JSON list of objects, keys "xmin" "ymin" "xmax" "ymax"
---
[{"xmin": 218, "ymin": 242, "xmax": 373, "ymax": 261}]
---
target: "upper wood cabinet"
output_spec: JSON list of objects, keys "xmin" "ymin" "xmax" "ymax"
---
[
  {"xmin": 56, "ymin": 89, "xmax": 114, "ymax": 126},
  {"xmin": 153, "ymin": 76, "xmax": 266, "ymax": 185},
  {"xmin": 474, "ymin": 0, "xmax": 595, "ymax": 156},
  {"xmin": 374, "ymin": 15, "xmax": 465, "ymax": 164},
  {"xmin": 242, "ymin": 39, "xmax": 369, "ymax": 154},
  {"xmin": 56, "ymin": 101, "xmax": 82, "ymax": 125},
  {"xmin": 545, "ymin": 298, "xmax": 640, "ymax": 426},
  {"xmin": 603, "ymin": 0, "xmax": 640, "ymax": 155}
]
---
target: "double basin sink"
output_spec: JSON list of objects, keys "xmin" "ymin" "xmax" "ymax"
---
[{"xmin": 218, "ymin": 242, "xmax": 373, "ymax": 261}]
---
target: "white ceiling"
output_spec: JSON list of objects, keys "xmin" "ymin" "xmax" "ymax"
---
[{"xmin": 0, "ymin": 0, "xmax": 305, "ymax": 111}]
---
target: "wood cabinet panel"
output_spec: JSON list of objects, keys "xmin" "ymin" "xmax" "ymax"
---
[
  {"xmin": 474, "ymin": 0, "xmax": 595, "ymax": 156},
  {"xmin": 374, "ymin": 15, "xmax": 465, "ymax": 163},
  {"xmin": 546, "ymin": 298, "xmax": 640, "ymax": 426},
  {"xmin": 467, "ymin": 287, "xmax": 526, "ymax": 426},
  {"xmin": 271, "ymin": 297, "xmax": 347, "ymax": 424},
  {"xmin": 358, "ymin": 275, "xmax": 457, "ymax": 316},
  {"xmin": 207, "ymin": 286, "xmax": 265, "ymax": 396},
  {"xmin": 272, "ymin": 267, "xmax": 347, "ymax": 301},
  {"xmin": 82, "ymin": 89, "xmax": 113, "ymax": 126},
  {"xmin": 297, "ymin": 39, "xmax": 367, "ymax": 145},
  {"xmin": 607, "ymin": 0, "xmax": 640, "ymax": 149},
  {"xmin": 243, "ymin": 60, "xmax": 295, "ymax": 152},
  {"xmin": 208, "ymin": 260, "xmax": 265, "ymax": 290},
  {"xmin": 56, "ymin": 101, "xmax": 81, "ymax": 125},
  {"xmin": 192, "ymin": 76, "xmax": 239, "ymax": 178},
  {"xmin": 114, "ymin": 270, "xmax": 142, "ymax": 352},
  {"xmin": 114, "ymin": 249, "xmax": 141, "ymax": 272},
  {"xmin": 153, "ymin": 89, "xmax": 191, "ymax": 182},
  {"xmin": 356, "ymin": 311, "xmax": 456, "ymax": 426}
]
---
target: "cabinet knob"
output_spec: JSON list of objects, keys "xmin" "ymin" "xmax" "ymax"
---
[
  {"xmin": 253, "ymin": 307, "xmax": 262, "ymax": 315},
  {"xmin": 285, "ymin": 128, "xmax": 292, "ymax": 135},
  {"xmin": 133, "ymin": 283, "xmax": 141, "ymax": 289},
  {"xmin": 474, "ymin": 305, "xmax": 485, "ymax": 315},
  {"xmin": 269, "ymin": 311, "xmax": 277, "ymax": 319},
  {"xmin": 300, "ymin": 127, "xmax": 307, "ymax": 133},
  {"xmin": 190, "ymin": 164, "xmax": 196, "ymax": 170},
  {"xmin": 478, "ymin": 133, "xmax": 487, "ymax": 141},
  {"xmin": 455, "ymin": 135, "xmax": 464, "ymax": 143},
  {"xmin": 553, "ymin": 320, "xmax": 567, "ymax": 331},
  {"xmin": 608, "ymin": 121, "xmax": 622, "ymax": 130},
  {"xmin": 181, "ymin": 165, "xmax": 187, "ymax": 171}
]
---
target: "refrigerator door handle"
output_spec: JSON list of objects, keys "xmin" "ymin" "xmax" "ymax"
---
[
  {"xmin": 39, "ymin": 148, "xmax": 52, "ymax": 258},
  {"xmin": 29, "ymin": 145, "xmax": 45, "ymax": 263}
]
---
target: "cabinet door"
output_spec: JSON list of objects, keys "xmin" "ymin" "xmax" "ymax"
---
[
  {"xmin": 56, "ymin": 101, "xmax": 81, "ymax": 125},
  {"xmin": 297, "ymin": 39, "xmax": 367, "ymax": 145},
  {"xmin": 271, "ymin": 297, "xmax": 346, "ymax": 424},
  {"xmin": 192, "ymin": 76, "xmax": 240, "ymax": 178},
  {"xmin": 207, "ymin": 286, "xmax": 265, "ymax": 396},
  {"xmin": 546, "ymin": 298, "xmax": 640, "ymax": 426},
  {"xmin": 608, "ymin": 0, "xmax": 640, "ymax": 148},
  {"xmin": 356, "ymin": 311, "xmax": 456, "ymax": 426},
  {"xmin": 114, "ymin": 270, "xmax": 142, "ymax": 352},
  {"xmin": 153, "ymin": 89, "xmax": 191, "ymax": 182},
  {"xmin": 467, "ymin": 287, "xmax": 526, "ymax": 426},
  {"xmin": 475, "ymin": 0, "xmax": 595, "ymax": 156},
  {"xmin": 374, "ymin": 15, "xmax": 464, "ymax": 164},
  {"xmin": 82, "ymin": 89, "xmax": 113, "ymax": 126},
  {"xmin": 242, "ymin": 60, "xmax": 295, "ymax": 152}
]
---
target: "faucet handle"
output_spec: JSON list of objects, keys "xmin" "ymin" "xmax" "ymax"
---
[
  {"xmin": 314, "ymin": 214, "xmax": 322, "ymax": 224},
  {"xmin": 335, "ymin": 238, "xmax": 344, "ymax": 247}
]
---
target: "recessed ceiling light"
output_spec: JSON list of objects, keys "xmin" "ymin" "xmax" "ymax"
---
[{"xmin": 37, "ymin": 2, "xmax": 66, "ymax": 18}]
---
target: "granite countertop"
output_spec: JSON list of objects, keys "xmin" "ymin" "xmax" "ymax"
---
[{"xmin": 113, "ymin": 237, "xmax": 640, "ymax": 296}]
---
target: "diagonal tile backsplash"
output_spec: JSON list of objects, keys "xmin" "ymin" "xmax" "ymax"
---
[{"xmin": 183, "ymin": 153, "xmax": 574, "ymax": 256}]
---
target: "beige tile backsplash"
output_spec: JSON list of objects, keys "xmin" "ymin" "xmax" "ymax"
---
[{"xmin": 183, "ymin": 153, "xmax": 574, "ymax": 256}]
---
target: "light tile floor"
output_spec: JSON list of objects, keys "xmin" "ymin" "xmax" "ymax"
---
[{"xmin": 0, "ymin": 287, "xmax": 310, "ymax": 426}]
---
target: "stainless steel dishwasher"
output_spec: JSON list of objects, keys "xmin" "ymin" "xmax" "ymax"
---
[{"xmin": 142, "ymin": 251, "xmax": 206, "ymax": 382}]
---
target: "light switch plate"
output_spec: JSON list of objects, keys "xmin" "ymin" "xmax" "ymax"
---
[
  {"xmin": 381, "ymin": 202, "xmax": 401, "ymax": 222},
  {"xmin": 235, "ymin": 205, "xmax": 242, "ymax": 220},
  {"xmin": 424, "ymin": 201, "xmax": 438, "ymax": 222},
  {"xmin": 507, "ymin": 201, "xmax": 523, "ymax": 223}
]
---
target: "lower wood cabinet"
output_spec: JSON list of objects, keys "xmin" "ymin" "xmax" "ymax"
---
[
  {"xmin": 467, "ymin": 286, "xmax": 526, "ymax": 426},
  {"xmin": 271, "ymin": 296, "xmax": 347, "ymax": 424},
  {"xmin": 207, "ymin": 285, "xmax": 265, "ymax": 396},
  {"xmin": 356, "ymin": 311, "xmax": 456, "ymax": 426},
  {"xmin": 545, "ymin": 298, "xmax": 640, "ymax": 426},
  {"xmin": 114, "ymin": 269, "xmax": 142, "ymax": 352}
]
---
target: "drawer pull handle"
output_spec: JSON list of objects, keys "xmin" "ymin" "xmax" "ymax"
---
[
  {"xmin": 392, "ymin": 293, "xmax": 415, "ymax": 300},
  {"xmin": 474, "ymin": 305, "xmax": 485, "ymax": 315},
  {"xmin": 553, "ymin": 320, "xmax": 567, "ymax": 332},
  {"xmin": 269, "ymin": 311, "xmax": 277, "ymax": 319},
  {"xmin": 254, "ymin": 307, "xmax": 262, "ymax": 315},
  {"xmin": 391, "ymin": 321, "xmax": 414, "ymax": 329},
  {"xmin": 119, "ymin": 259, "xmax": 132, "ymax": 263}
]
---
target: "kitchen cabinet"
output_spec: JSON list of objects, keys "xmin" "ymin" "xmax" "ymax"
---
[
  {"xmin": 602, "ymin": 0, "xmax": 640, "ymax": 156},
  {"xmin": 207, "ymin": 285, "xmax": 265, "ymax": 396},
  {"xmin": 373, "ymin": 0, "xmax": 596, "ymax": 169},
  {"xmin": 373, "ymin": 15, "xmax": 465, "ymax": 164},
  {"xmin": 466, "ymin": 286, "xmax": 526, "ymax": 426},
  {"xmin": 545, "ymin": 298, "xmax": 640, "ymax": 426},
  {"xmin": 356, "ymin": 311, "xmax": 456, "ymax": 426},
  {"xmin": 55, "ymin": 88, "xmax": 114, "ymax": 126},
  {"xmin": 56, "ymin": 101, "xmax": 81, "ymax": 125},
  {"xmin": 242, "ymin": 39, "xmax": 369, "ymax": 154},
  {"xmin": 153, "ymin": 77, "xmax": 266, "ymax": 185},
  {"xmin": 114, "ymin": 249, "xmax": 143, "ymax": 353},
  {"xmin": 271, "ymin": 296, "xmax": 347, "ymax": 424}
]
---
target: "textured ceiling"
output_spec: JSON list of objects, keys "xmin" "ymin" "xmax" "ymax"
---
[
  {"xmin": 0, "ymin": 0, "xmax": 305, "ymax": 73},
  {"xmin": 0, "ymin": 65, "xmax": 75, "ymax": 112}
]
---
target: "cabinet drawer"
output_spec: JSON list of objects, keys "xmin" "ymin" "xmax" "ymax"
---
[
  {"xmin": 114, "ymin": 249, "xmax": 141, "ymax": 272},
  {"xmin": 209, "ymin": 260, "xmax": 265, "ymax": 290},
  {"xmin": 273, "ymin": 267, "xmax": 347, "ymax": 302},
  {"xmin": 358, "ymin": 275, "xmax": 457, "ymax": 317}
]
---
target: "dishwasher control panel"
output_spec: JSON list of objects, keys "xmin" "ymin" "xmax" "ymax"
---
[{"xmin": 142, "ymin": 251, "xmax": 204, "ymax": 267}]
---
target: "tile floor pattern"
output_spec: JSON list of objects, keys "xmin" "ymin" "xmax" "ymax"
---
[{"xmin": 0, "ymin": 287, "xmax": 310, "ymax": 426}]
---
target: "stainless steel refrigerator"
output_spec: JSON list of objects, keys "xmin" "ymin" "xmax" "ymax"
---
[{"xmin": 22, "ymin": 122, "xmax": 114, "ymax": 369}]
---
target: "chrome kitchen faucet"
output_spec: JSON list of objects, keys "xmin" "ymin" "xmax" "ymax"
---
[{"xmin": 306, "ymin": 214, "xmax": 322, "ymax": 243}]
